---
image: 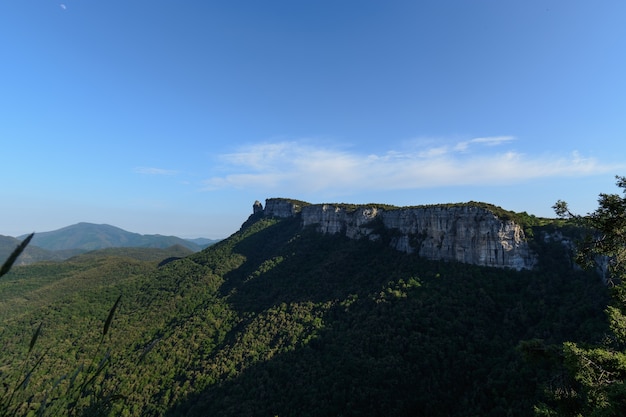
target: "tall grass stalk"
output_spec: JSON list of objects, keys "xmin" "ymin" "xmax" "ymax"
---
[{"xmin": 0, "ymin": 234, "xmax": 40, "ymax": 416}]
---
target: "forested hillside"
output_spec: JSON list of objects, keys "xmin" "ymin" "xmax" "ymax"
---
[{"xmin": 0, "ymin": 212, "xmax": 609, "ymax": 416}]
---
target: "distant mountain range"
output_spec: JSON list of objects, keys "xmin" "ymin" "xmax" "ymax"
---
[{"xmin": 1, "ymin": 223, "xmax": 220, "ymax": 265}]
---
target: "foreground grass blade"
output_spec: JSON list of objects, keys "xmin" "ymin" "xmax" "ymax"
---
[
  {"xmin": 29, "ymin": 323, "xmax": 42, "ymax": 354},
  {"xmin": 0, "ymin": 233, "xmax": 34, "ymax": 278},
  {"xmin": 102, "ymin": 295, "xmax": 122, "ymax": 340}
]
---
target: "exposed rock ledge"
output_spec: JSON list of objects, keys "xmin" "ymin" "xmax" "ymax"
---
[{"xmin": 258, "ymin": 198, "xmax": 537, "ymax": 270}]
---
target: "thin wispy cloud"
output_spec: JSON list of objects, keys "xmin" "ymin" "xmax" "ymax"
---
[
  {"xmin": 203, "ymin": 138, "xmax": 619, "ymax": 195},
  {"xmin": 454, "ymin": 135, "xmax": 515, "ymax": 152},
  {"xmin": 134, "ymin": 167, "xmax": 178, "ymax": 176}
]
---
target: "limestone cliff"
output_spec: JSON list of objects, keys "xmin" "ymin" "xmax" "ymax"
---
[{"xmin": 260, "ymin": 198, "xmax": 537, "ymax": 270}]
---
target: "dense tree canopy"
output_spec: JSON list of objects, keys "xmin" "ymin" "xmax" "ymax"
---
[
  {"xmin": 538, "ymin": 176, "xmax": 626, "ymax": 416},
  {"xmin": 0, "ymin": 206, "xmax": 612, "ymax": 416}
]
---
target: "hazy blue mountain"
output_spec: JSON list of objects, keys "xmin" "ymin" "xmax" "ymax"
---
[
  {"xmin": 0, "ymin": 234, "xmax": 25, "ymax": 255},
  {"xmin": 184, "ymin": 237, "xmax": 221, "ymax": 248},
  {"xmin": 18, "ymin": 222, "xmax": 205, "ymax": 252}
]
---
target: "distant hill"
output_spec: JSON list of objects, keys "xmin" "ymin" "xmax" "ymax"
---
[
  {"xmin": 1, "ymin": 234, "xmax": 30, "ymax": 258},
  {"xmin": 0, "ymin": 234, "xmax": 77, "ymax": 265},
  {"xmin": 184, "ymin": 237, "xmax": 222, "ymax": 248},
  {"xmin": 18, "ymin": 222, "xmax": 208, "ymax": 252},
  {"xmin": 3, "ymin": 223, "xmax": 219, "ymax": 265},
  {"xmin": 68, "ymin": 244, "xmax": 195, "ymax": 263}
]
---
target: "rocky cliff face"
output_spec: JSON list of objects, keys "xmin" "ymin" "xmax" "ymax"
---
[
  {"xmin": 264, "ymin": 198, "xmax": 305, "ymax": 218},
  {"xmin": 260, "ymin": 198, "xmax": 537, "ymax": 270}
]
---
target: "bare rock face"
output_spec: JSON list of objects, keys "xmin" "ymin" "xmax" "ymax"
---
[
  {"xmin": 259, "ymin": 199, "xmax": 537, "ymax": 270},
  {"xmin": 263, "ymin": 198, "xmax": 304, "ymax": 218},
  {"xmin": 378, "ymin": 205, "xmax": 534, "ymax": 270},
  {"xmin": 301, "ymin": 205, "xmax": 380, "ymax": 239}
]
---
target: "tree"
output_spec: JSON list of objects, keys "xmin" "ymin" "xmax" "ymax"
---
[{"xmin": 541, "ymin": 176, "xmax": 626, "ymax": 416}]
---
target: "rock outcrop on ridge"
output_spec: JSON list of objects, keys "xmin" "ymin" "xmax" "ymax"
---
[{"xmin": 258, "ymin": 198, "xmax": 537, "ymax": 270}]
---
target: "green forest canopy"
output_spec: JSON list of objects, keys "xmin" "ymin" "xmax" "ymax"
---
[{"xmin": 0, "ymin": 204, "xmax": 610, "ymax": 417}]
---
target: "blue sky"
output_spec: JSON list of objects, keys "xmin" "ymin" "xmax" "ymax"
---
[{"xmin": 2, "ymin": 1, "xmax": 625, "ymax": 239}]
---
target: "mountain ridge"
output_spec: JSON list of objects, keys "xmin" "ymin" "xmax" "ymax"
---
[
  {"xmin": 17, "ymin": 222, "xmax": 218, "ymax": 251},
  {"xmin": 3, "ymin": 223, "xmax": 220, "ymax": 265},
  {"xmin": 253, "ymin": 198, "xmax": 554, "ymax": 270}
]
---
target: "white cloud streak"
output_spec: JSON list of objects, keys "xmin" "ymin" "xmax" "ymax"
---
[
  {"xmin": 203, "ymin": 137, "xmax": 619, "ymax": 195},
  {"xmin": 134, "ymin": 167, "xmax": 178, "ymax": 176},
  {"xmin": 454, "ymin": 135, "xmax": 515, "ymax": 152}
]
